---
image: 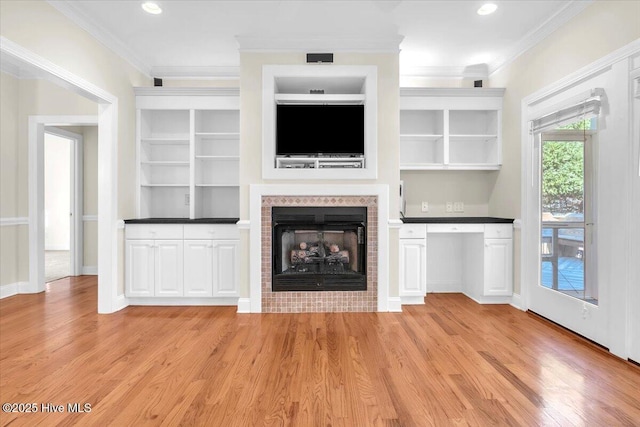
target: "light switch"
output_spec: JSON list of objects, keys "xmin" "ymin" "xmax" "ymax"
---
[{"xmin": 421, "ymin": 201, "xmax": 429, "ymax": 213}]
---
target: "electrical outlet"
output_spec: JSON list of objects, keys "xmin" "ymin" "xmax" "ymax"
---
[
  {"xmin": 185, "ymin": 194, "xmax": 190, "ymax": 206},
  {"xmin": 446, "ymin": 202, "xmax": 453, "ymax": 213},
  {"xmin": 421, "ymin": 201, "xmax": 429, "ymax": 213},
  {"xmin": 454, "ymin": 201, "xmax": 464, "ymax": 212}
]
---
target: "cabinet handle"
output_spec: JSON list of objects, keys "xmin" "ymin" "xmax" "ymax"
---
[{"xmin": 209, "ymin": 230, "xmax": 216, "ymax": 235}]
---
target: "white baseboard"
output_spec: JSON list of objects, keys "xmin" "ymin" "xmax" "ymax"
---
[
  {"xmin": 427, "ymin": 280, "xmax": 463, "ymax": 293},
  {"xmin": 510, "ymin": 293, "xmax": 525, "ymax": 311},
  {"xmin": 0, "ymin": 281, "xmax": 30, "ymax": 299},
  {"xmin": 387, "ymin": 297, "xmax": 403, "ymax": 312},
  {"xmin": 463, "ymin": 292, "xmax": 514, "ymax": 305},
  {"xmin": 127, "ymin": 297, "xmax": 240, "ymax": 306},
  {"xmin": 399, "ymin": 295, "xmax": 425, "ymax": 306},
  {"xmin": 82, "ymin": 266, "xmax": 97, "ymax": 275},
  {"xmin": 237, "ymin": 298, "xmax": 251, "ymax": 313},
  {"xmin": 45, "ymin": 245, "xmax": 70, "ymax": 251},
  {"xmin": 113, "ymin": 294, "xmax": 129, "ymax": 312}
]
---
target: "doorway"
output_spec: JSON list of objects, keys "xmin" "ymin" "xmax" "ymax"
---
[{"xmin": 43, "ymin": 128, "xmax": 84, "ymax": 283}]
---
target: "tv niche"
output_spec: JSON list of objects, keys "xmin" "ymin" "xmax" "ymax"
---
[
  {"xmin": 276, "ymin": 104, "xmax": 365, "ymax": 157},
  {"xmin": 272, "ymin": 207, "xmax": 367, "ymax": 292}
]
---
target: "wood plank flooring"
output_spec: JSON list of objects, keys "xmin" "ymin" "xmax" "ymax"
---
[{"xmin": 1, "ymin": 276, "xmax": 639, "ymax": 426}]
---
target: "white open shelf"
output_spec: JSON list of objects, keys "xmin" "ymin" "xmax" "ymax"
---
[
  {"xmin": 400, "ymin": 88, "xmax": 504, "ymax": 170},
  {"xmin": 136, "ymin": 88, "xmax": 240, "ymax": 219}
]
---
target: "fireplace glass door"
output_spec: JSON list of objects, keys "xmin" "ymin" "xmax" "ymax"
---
[{"xmin": 272, "ymin": 207, "xmax": 367, "ymax": 291}]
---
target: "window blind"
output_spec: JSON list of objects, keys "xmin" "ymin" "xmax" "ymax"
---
[{"xmin": 530, "ymin": 88, "xmax": 604, "ymax": 134}]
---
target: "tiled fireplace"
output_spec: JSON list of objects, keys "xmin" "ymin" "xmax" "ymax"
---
[
  {"xmin": 262, "ymin": 196, "xmax": 378, "ymax": 312},
  {"xmin": 247, "ymin": 185, "xmax": 391, "ymax": 313}
]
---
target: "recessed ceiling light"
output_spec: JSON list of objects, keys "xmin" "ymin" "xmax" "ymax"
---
[
  {"xmin": 477, "ymin": 3, "xmax": 498, "ymax": 15},
  {"xmin": 142, "ymin": 1, "xmax": 162, "ymax": 15}
]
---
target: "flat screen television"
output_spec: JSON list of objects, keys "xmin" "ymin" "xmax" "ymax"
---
[{"xmin": 276, "ymin": 104, "xmax": 364, "ymax": 156}]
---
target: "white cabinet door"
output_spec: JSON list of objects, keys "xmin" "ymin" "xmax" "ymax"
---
[
  {"xmin": 212, "ymin": 240, "xmax": 239, "ymax": 297},
  {"xmin": 184, "ymin": 240, "xmax": 214, "ymax": 297},
  {"xmin": 484, "ymin": 238, "xmax": 513, "ymax": 296},
  {"xmin": 125, "ymin": 240, "xmax": 155, "ymax": 297},
  {"xmin": 154, "ymin": 240, "xmax": 184, "ymax": 297},
  {"xmin": 399, "ymin": 239, "xmax": 427, "ymax": 296}
]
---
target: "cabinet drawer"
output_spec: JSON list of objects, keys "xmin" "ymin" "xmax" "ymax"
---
[
  {"xmin": 484, "ymin": 224, "xmax": 513, "ymax": 239},
  {"xmin": 184, "ymin": 224, "xmax": 239, "ymax": 240},
  {"xmin": 399, "ymin": 224, "xmax": 427, "ymax": 239},
  {"xmin": 427, "ymin": 224, "xmax": 484, "ymax": 233},
  {"xmin": 126, "ymin": 224, "xmax": 184, "ymax": 240}
]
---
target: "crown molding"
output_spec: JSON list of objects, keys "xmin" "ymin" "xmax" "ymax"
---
[
  {"xmin": 488, "ymin": 0, "xmax": 594, "ymax": 76},
  {"xmin": 236, "ymin": 34, "xmax": 404, "ymax": 53},
  {"xmin": 401, "ymin": 64, "xmax": 489, "ymax": 80},
  {"xmin": 400, "ymin": 87, "xmax": 505, "ymax": 98},
  {"xmin": 151, "ymin": 66, "xmax": 240, "ymax": 80},
  {"xmin": 47, "ymin": 0, "xmax": 152, "ymax": 78},
  {"xmin": 133, "ymin": 87, "xmax": 239, "ymax": 97}
]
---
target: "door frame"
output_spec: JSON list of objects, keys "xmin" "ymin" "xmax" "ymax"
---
[
  {"xmin": 520, "ymin": 39, "xmax": 640, "ymax": 358},
  {"xmin": 44, "ymin": 127, "xmax": 84, "ymax": 277},
  {"xmin": 2, "ymin": 36, "xmax": 122, "ymax": 313}
]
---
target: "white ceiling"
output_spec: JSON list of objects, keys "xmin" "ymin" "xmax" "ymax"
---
[{"xmin": 46, "ymin": 0, "xmax": 592, "ymax": 79}]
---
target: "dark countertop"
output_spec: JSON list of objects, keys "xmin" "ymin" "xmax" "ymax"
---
[
  {"xmin": 124, "ymin": 218, "xmax": 239, "ymax": 224},
  {"xmin": 401, "ymin": 216, "xmax": 514, "ymax": 224}
]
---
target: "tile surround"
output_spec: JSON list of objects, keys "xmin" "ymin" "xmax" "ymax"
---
[{"xmin": 261, "ymin": 196, "xmax": 378, "ymax": 313}]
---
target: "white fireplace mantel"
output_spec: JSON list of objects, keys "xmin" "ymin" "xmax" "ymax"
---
[{"xmin": 241, "ymin": 184, "xmax": 397, "ymax": 313}]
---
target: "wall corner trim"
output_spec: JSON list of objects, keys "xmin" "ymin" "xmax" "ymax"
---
[
  {"xmin": 388, "ymin": 297, "xmax": 403, "ymax": 312},
  {"xmin": 237, "ymin": 298, "xmax": 252, "ymax": 313},
  {"xmin": 0, "ymin": 282, "xmax": 31, "ymax": 299}
]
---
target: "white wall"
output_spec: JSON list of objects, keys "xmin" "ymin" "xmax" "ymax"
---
[{"xmin": 44, "ymin": 133, "xmax": 71, "ymax": 251}]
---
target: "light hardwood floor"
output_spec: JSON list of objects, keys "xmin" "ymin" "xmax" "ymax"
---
[{"xmin": 1, "ymin": 276, "xmax": 639, "ymax": 426}]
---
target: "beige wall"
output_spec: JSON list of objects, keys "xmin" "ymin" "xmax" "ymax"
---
[
  {"xmin": 239, "ymin": 52, "xmax": 401, "ymax": 297},
  {"xmin": 402, "ymin": 171, "xmax": 498, "ymax": 217},
  {"xmin": 0, "ymin": 72, "xmax": 21, "ymax": 287},
  {"xmin": 0, "ymin": 74, "xmax": 100, "ymax": 287},
  {"xmin": 488, "ymin": 0, "xmax": 640, "ymax": 219},
  {"xmin": 487, "ymin": 0, "xmax": 640, "ymax": 295},
  {"xmin": 1, "ymin": 0, "xmax": 150, "ymax": 294}
]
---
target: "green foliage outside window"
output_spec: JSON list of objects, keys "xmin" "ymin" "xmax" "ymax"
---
[{"xmin": 541, "ymin": 119, "xmax": 590, "ymax": 214}]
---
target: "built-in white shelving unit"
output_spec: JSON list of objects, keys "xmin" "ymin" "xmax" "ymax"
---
[
  {"xmin": 135, "ymin": 88, "xmax": 240, "ymax": 219},
  {"xmin": 262, "ymin": 65, "xmax": 378, "ymax": 180},
  {"xmin": 400, "ymin": 88, "xmax": 505, "ymax": 170}
]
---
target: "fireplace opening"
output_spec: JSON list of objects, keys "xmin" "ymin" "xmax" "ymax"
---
[{"xmin": 272, "ymin": 206, "xmax": 367, "ymax": 291}]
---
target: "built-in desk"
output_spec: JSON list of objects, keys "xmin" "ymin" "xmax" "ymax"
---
[{"xmin": 399, "ymin": 217, "xmax": 514, "ymax": 305}]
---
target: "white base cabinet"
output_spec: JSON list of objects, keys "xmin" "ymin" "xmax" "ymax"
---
[
  {"xmin": 183, "ymin": 239, "xmax": 239, "ymax": 297},
  {"xmin": 399, "ymin": 224, "xmax": 428, "ymax": 304},
  {"xmin": 399, "ymin": 222, "xmax": 514, "ymax": 305},
  {"xmin": 483, "ymin": 238, "xmax": 513, "ymax": 297},
  {"xmin": 126, "ymin": 224, "xmax": 239, "ymax": 302}
]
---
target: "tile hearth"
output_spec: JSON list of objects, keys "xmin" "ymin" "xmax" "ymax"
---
[{"xmin": 261, "ymin": 196, "xmax": 378, "ymax": 313}]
